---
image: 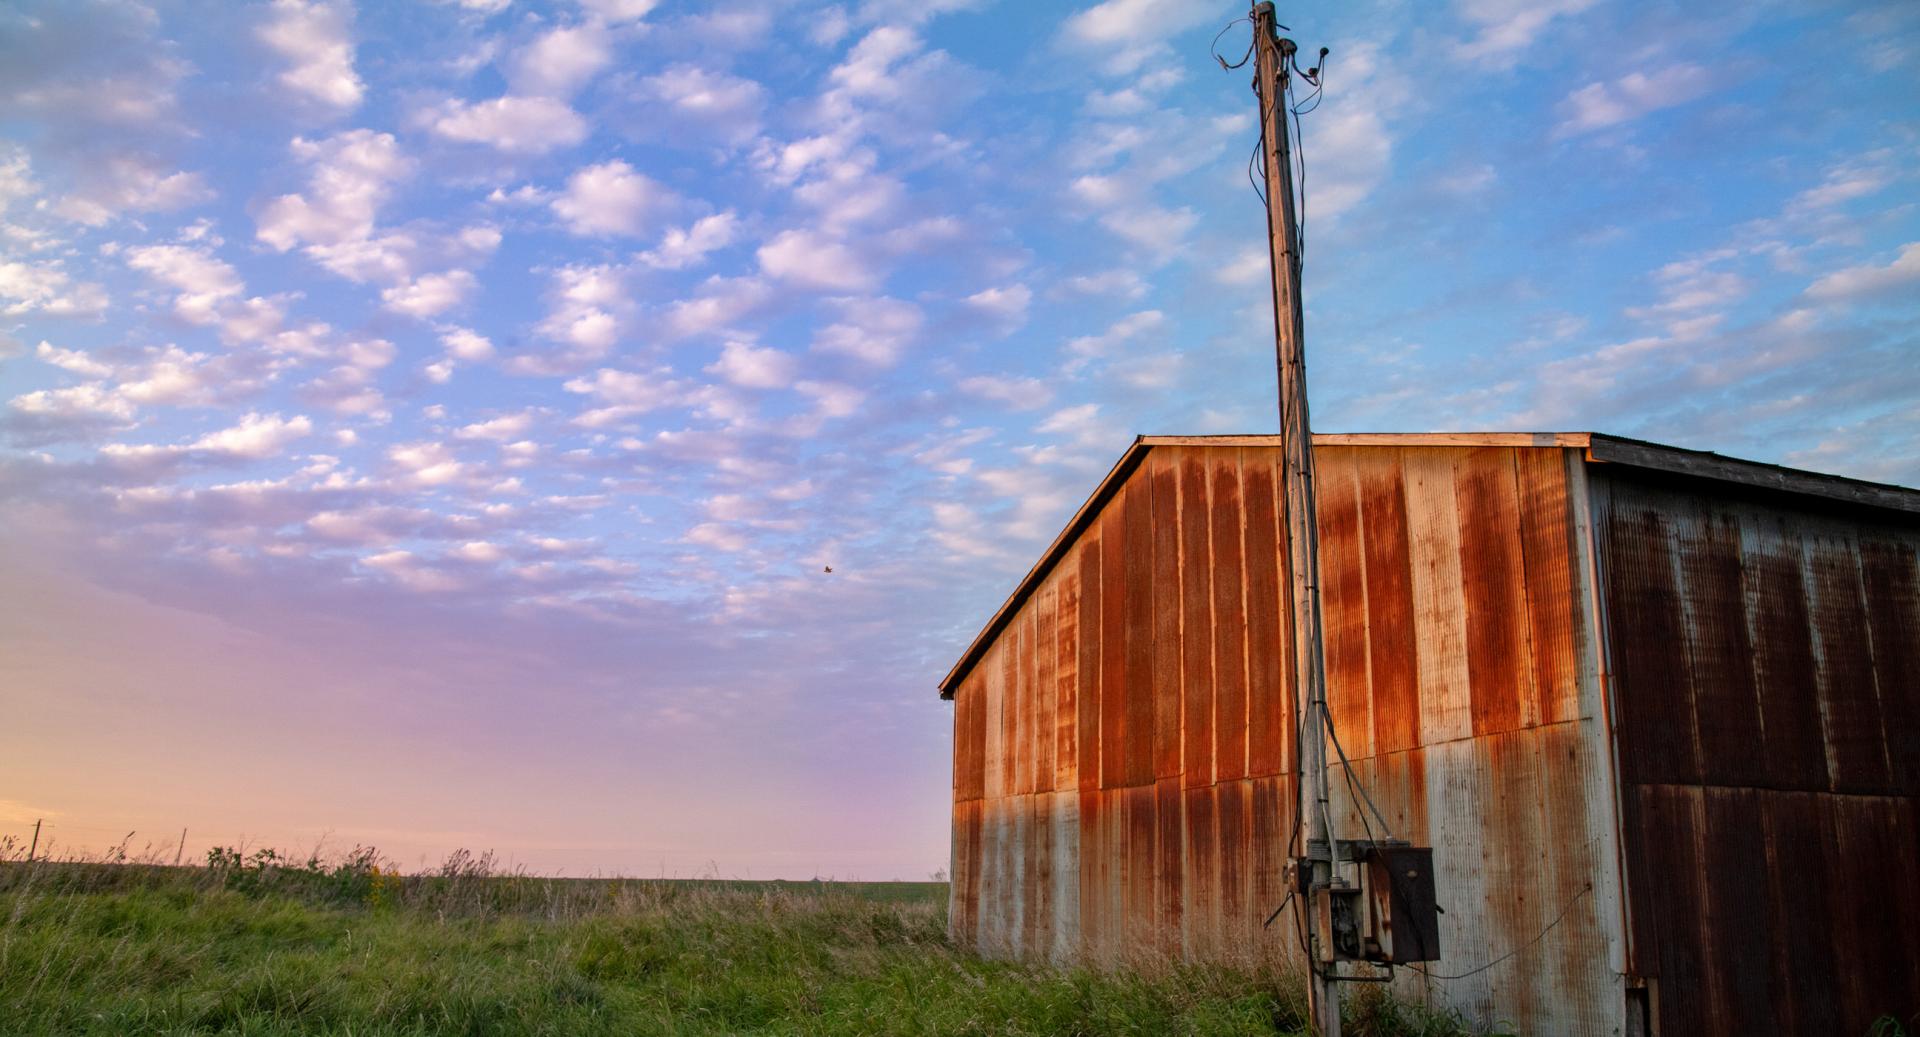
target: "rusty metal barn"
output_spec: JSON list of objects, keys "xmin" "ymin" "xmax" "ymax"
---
[{"xmin": 940, "ymin": 432, "xmax": 1920, "ymax": 1035}]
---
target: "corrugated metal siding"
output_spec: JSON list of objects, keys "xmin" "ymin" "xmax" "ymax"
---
[
  {"xmin": 950, "ymin": 444, "xmax": 1625, "ymax": 1033},
  {"xmin": 1595, "ymin": 467, "xmax": 1920, "ymax": 1034},
  {"xmin": 950, "ymin": 445, "xmax": 1300, "ymax": 968}
]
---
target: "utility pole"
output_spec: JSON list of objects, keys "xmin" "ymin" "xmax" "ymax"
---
[
  {"xmin": 28, "ymin": 818, "xmax": 41, "ymax": 862},
  {"xmin": 1250, "ymin": 4, "xmax": 1340, "ymax": 1034},
  {"xmin": 176, "ymin": 828, "xmax": 188, "ymax": 867}
]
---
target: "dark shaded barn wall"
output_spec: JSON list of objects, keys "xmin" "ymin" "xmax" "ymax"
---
[
  {"xmin": 1594, "ymin": 466, "xmax": 1920, "ymax": 1035},
  {"xmin": 947, "ymin": 441, "xmax": 1627, "ymax": 1034}
]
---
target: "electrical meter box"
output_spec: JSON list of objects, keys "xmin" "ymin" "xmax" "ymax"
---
[{"xmin": 1359, "ymin": 844, "xmax": 1441, "ymax": 963}]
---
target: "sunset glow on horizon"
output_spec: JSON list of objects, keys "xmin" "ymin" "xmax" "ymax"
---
[{"xmin": 3, "ymin": 0, "xmax": 1917, "ymax": 878}]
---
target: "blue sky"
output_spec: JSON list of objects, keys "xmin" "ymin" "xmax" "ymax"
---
[{"xmin": 1, "ymin": 0, "xmax": 1916, "ymax": 877}]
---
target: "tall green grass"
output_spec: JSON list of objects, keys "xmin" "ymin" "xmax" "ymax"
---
[{"xmin": 0, "ymin": 838, "xmax": 1471, "ymax": 1036}]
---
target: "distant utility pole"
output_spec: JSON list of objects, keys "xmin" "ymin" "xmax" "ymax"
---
[
  {"xmin": 176, "ymin": 828, "xmax": 188, "ymax": 867},
  {"xmin": 28, "ymin": 818, "xmax": 41, "ymax": 862},
  {"xmin": 1250, "ymin": 4, "xmax": 1341, "ymax": 1035}
]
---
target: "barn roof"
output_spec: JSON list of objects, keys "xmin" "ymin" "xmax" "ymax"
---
[{"xmin": 937, "ymin": 431, "xmax": 1920, "ymax": 698}]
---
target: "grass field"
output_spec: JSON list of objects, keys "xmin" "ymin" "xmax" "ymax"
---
[{"xmin": 0, "ymin": 843, "xmax": 1475, "ymax": 1036}]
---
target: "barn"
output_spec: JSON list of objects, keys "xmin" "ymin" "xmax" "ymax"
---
[{"xmin": 939, "ymin": 432, "xmax": 1920, "ymax": 1035}]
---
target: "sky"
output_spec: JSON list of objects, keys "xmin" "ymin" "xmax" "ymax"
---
[{"xmin": 1, "ymin": 0, "xmax": 1916, "ymax": 879}]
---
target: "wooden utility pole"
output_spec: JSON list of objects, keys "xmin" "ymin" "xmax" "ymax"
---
[
  {"xmin": 28, "ymin": 818, "xmax": 41, "ymax": 862},
  {"xmin": 1250, "ymin": 4, "xmax": 1340, "ymax": 1034}
]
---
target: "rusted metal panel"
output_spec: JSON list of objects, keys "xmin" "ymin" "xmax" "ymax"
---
[
  {"xmin": 1674, "ymin": 505, "xmax": 1768, "ymax": 788},
  {"xmin": 1178, "ymin": 449, "xmax": 1216, "ymax": 790},
  {"xmin": 1034, "ymin": 583, "xmax": 1057, "ymax": 793},
  {"xmin": 1149, "ymin": 452, "xmax": 1182, "ymax": 782},
  {"xmin": 1181, "ymin": 782, "xmax": 1218, "ymax": 961},
  {"xmin": 1053, "ymin": 567, "xmax": 1079, "ymax": 791},
  {"xmin": 1243, "ymin": 450, "xmax": 1291, "ymax": 779},
  {"xmin": 954, "ymin": 442, "xmax": 1654, "ymax": 1033},
  {"xmin": 1319, "ymin": 448, "xmax": 1375, "ymax": 762},
  {"xmin": 1858, "ymin": 539, "xmax": 1920, "ymax": 795},
  {"xmin": 1700, "ymin": 788, "xmax": 1772, "ymax": 1030},
  {"xmin": 1599, "ymin": 504, "xmax": 1703, "ymax": 787},
  {"xmin": 1738, "ymin": 514, "xmax": 1831, "ymax": 790},
  {"xmin": 1827, "ymin": 793, "xmax": 1920, "ymax": 1027},
  {"xmin": 1121, "ymin": 784, "xmax": 1157, "ymax": 957},
  {"xmin": 1456, "ymin": 448, "xmax": 1536, "ymax": 738},
  {"xmin": 1216, "ymin": 778, "xmax": 1252, "ymax": 955},
  {"xmin": 1402, "ymin": 448, "xmax": 1473, "ymax": 746},
  {"xmin": 983, "ymin": 638, "xmax": 1006, "ymax": 801},
  {"xmin": 1076, "ymin": 531, "xmax": 1101, "ymax": 793},
  {"xmin": 1049, "ymin": 790, "xmax": 1081, "ymax": 964},
  {"xmin": 1595, "ymin": 466, "xmax": 1920, "ymax": 1034},
  {"xmin": 1758, "ymin": 792, "xmax": 1840, "ymax": 1034},
  {"xmin": 1012, "ymin": 605, "xmax": 1032, "ymax": 797},
  {"xmin": 1209, "ymin": 455, "xmax": 1250, "ymax": 783},
  {"xmin": 1155, "ymin": 777, "xmax": 1184, "ymax": 958},
  {"xmin": 1516, "ymin": 445, "xmax": 1583, "ymax": 727},
  {"xmin": 1122, "ymin": 478, "xmax": 1156, "ymax": 789},
  {"xmin": 1099, "ymin": 498, "xmax": 1128, "ymax": 790},
  {"xmin": 1805, "ymin": 534, "xmax": 1893, "ymax": 793},
  {"xmin": 1359, "ymin": 449, "xmax": 1420, "ymax": 755}
]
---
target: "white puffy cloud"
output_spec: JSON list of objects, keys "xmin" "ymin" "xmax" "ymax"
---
[
  {"xmin": 795, "ymin": 379, "xmax": 863, "ymax": 418},
  {"xmin": 757, "ymin": 229, "xmax": 876, "ymax": 292},
  {"xmin": 551, "ymin": 160, "xmax": 670, "ymax": 237},
  {"xmin": 258, "ymin": 0, "xmax": 365, "ymax": 114},
  {"xmin": 1450, "ymin": 0, "xmax": 1597, "ymax": 69},
  {"xmin": 522, "ymin": 263, "xmax": 631, "ymax": 370},
  {"xmin": 440, "ymin": 326, "xmax": 496, "ymax": 361},
  {"xmin": 706, "ymin": 340, "xmax": 798, "ymax": 389},
  {"xmin": 1067, "ymin": 307, "xmax": 1152, "ymax": 361},
  {"xmin": 1055, "ymin": 268, "xmax": 1147, "ymax": 299},
  {"xmin": 811, "ymin": 296, "xmax": 922, "ymax": 366},
  {"xmin": 0, "ymin": 260, "xmax": 109, "ymax": 318},
  {"xmin": 636, "ymin": 65, "xmax": 766, "ymax": 142},
  {"xmin": 427, "ymin": 96, "xmax": 590, "ymax": 154},
  {"xmin": 511, "ymin": 24, "xmax": 612, "ymax": 98},
  {"xmin": 563, "ymin": 366, "xmax": 684, "ymax": 426},
  {"xmin": 256, "ymin": 130, "xmax": 410, "ymax": 251},
  {"xmin": 1806, "ymin": 242, "xmax": 1920, "ymax": 301},
  {"xmin": 578, "ymin": 0, "xmax": 657, "ymax": 22},
  {"xmin": 8, "ymin": 384, "xmax": 136, "ymax": 423},
  {"xmin": 34, "ymin": 341, "xmax": 113, "ymax": 379},
  {"xmin": 300, "ymin": 337, "xmax": 396, "ymax": 415},
  {"xmin": 661, "ymin": 276, "xmax": 771, "ymax": 338},
  {"xmin": 1788, "ymin": 154, "xmax": 1894, "ymax": 214},
  {"xmin": 958, "ymin": 374, "xmax": 1051, "ymax": 410},
  {"xmin": 52, "ymin": 164, "xmax": 212, "ymax": 227},
  {"xmin": 124, "ymin": 244, "xmax": 244, "ymax": 324},
  {"xmin": 684, "ymin": 522, "xmax": 749, "ymax": 552},
  {"xmin": 387, "ymin": 441, "xmax": 469, "ymax": 486},
  {"xmin": 381, "ymin": 270, "xmax": 477, "ymax": 317},
  {"xmin": 1058, "ymin": 0, "xmax": 1211, "ymax": 76},
  {"xmin": 639, "ymin": 212, "xmax": 739, "ymax": 270},
  {"xmin": 115, "ymin": 345, "xmax": 240, "ymax": 406},
  {"xmin": 453, "ymin": 540, "xmax": 507, "ymax": 563},
  {"xmin": 1555, "ymin": 64, "xmax": 1712, "ymax": 138},
  {"xmin": 455, "ymin": 412, "xmax": 535, "ymax": 440},
  {"xmin": 964, "ymin": 284, "xmax": 1031, "ymax": 330},
  {"xmin": 192, "ymin": 412, "xmax": 314, "ymax": 459}
]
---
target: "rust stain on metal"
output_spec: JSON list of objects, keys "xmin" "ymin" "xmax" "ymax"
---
[
  {"xmin": 1597, "ymin": 466, "xmax": 1920, "ymax": 1033},
  {"xmin": 948, "ymin": 438, "xmax": 1920, "ymax": 1035},
  {"xmin": 1210, "ymin": 456, "xmax": 1249, "ymax": 783},
  {"xmin": 1178, "ymin": 449, "xmax": 1216, "ymax": 790}
]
